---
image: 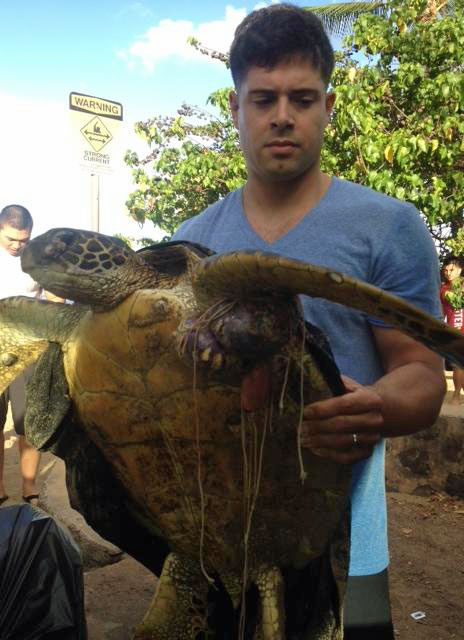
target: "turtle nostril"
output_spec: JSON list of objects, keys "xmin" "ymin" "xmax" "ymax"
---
[{"xmin": 44, "ymin": 230, "xmax": 77, "ymax": 258}]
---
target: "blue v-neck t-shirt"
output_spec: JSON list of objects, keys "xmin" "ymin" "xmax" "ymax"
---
[{"xmin": 172, "ymin": 176, "xmax": 441, "ymax": 576}]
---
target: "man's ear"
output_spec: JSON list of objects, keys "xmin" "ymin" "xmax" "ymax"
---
[
  {"xmin": 325, "ymin": 91, "xmax": 336, "ymax": 118},
  {"xmin": 229, "ymin": 90, "xmax": 239, "ymax": 128}
]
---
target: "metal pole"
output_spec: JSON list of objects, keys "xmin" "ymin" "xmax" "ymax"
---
[{"xmin": 90, "ymin": 173, "xmax": 100, "ymax": 232}]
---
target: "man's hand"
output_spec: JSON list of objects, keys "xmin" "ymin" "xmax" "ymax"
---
[
  {"xmin": 300, "ymin": 326, "xmax": 446, "ymax": 464},
  {"xmin": 300, "ymin": 376, "xmax": 383, "ymax": 464}
]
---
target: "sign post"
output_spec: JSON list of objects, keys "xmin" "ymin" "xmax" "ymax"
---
[
  {"xmin": 69, "ymin": 92, "xmax": 123, "ymax": 231},
  {"xmin": 90, "ymin": 174, "xmax": 100, "ymax": 233}
]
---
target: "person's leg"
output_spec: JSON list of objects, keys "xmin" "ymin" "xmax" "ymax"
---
[
  {"xmin": 452, "ymin": 367, "xmax": 461, "ymax": 403},
  {"xmin": 343, "ymin": 569, "xmax": 395, "ymax": 640},
  {"xmin": 18, "ymin": 435, "xmax": 41, "ymax": 499},
  {"xmin": 8, "ymin": 366, "xmax": 41, "ymax": 500},
  {"xmin": 452, "ymin": 367, "xmax": 464, "ymax": 403},
  {"xmin": 0, "ymin": 431, "xmax": 6, "ymax": 502},
  {"xmin": 0, "ymin": 389, "xmax": 9, "ymax": 502}
]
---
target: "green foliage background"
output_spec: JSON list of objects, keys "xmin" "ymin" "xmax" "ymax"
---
[
  {"xmin": 124, "ymin": 0, "xmax": 464, "ymax": 254},
  {"xmin": 124, "ymin": 91, "xmax": 245, "ymax": 238},
  {"xmin": 443, "ymin": 277, "xmax": 464, "ymax": 310}
]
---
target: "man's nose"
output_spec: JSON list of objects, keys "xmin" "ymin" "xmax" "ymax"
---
[{"xmin": 271, "ymin": 98, "xmax": 293, "ymax": 128}]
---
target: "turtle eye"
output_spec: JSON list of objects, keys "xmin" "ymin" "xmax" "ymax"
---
[{"xmin": 63, "ymin": 252, "xmax": 80, "ymax": 265}]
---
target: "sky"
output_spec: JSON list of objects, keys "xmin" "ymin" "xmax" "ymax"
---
[{"xmin": 0, "ymin": 1, "xmax": 340, "ymax": 242}]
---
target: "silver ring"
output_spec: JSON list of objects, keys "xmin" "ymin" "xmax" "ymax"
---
[{"xmin": 352, "ymin": 433, "xmax": 358, "ymax": 445}]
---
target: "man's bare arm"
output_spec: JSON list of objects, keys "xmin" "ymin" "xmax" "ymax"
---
[
  {"xmin": 369, "ymin": 326, "xmax": 446, "ymax": 437},
  {"xmin": 300, "ymin": 327, "xmax": 446, "ymax": 464}
]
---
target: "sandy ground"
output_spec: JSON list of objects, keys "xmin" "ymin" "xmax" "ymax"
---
[
  {"xmin": 78, "ymin": 488, "xmax": 464, "ymax": 640},
  {"xmin": 1, "ymin": 386, "xmax": 463, "ymax": 639}
]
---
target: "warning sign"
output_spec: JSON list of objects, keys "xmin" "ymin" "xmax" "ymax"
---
[
  {"xmin": 81, "ymin": 116, "xmax": 112, "ymax": 152},
  {"xmin": 69, "ymin": 92, "xmax": 123, "ymax": 174},
  {"xmin": 70, "ymin": 93, "xmax": 123, "ymax": 120}
]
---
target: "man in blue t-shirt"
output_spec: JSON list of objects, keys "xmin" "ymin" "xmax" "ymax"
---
[{"xmin": 173, "ymin": 4, "xmax": 445, "ymax": 638}]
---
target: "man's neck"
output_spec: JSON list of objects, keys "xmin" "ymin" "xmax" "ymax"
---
[{"xmin": 242, "ymin": 169, "xmax": 332, "ymax": 244}]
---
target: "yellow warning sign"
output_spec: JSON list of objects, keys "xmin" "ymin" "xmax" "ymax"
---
[
  {"xmin": 70, "ymin": 92, "xmax": 123, "ymax": 120},
  {"xmin": 80, "ymin": 116, "xmax": 113, "ymax": 152},
  {"xmin": 69, "ymin": 91, "xmax": 123, "ymax": 174}
]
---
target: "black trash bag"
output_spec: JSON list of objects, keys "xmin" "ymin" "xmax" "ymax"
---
[{"xmin": 0, "ymin": 504, "xmax": 86, "ymax": 640}]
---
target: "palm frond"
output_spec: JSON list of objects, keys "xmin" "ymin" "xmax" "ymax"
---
[
  {"xmin": 306, "ymin": 2, "xmax": 387, "ymax": 36},
  {"xmin": 423, "ymin": 0, "xmax": 455, "ymax": 19}
]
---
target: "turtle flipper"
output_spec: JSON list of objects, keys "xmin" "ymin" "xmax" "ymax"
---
[
  {"xmin": 192, "ymin": 252, "xmax": 464, "ymax": 368},
  {"xmin": 0, "ymin": 297, "xmax": 86, "ymax": 393},
  {"xmin": 132, "ymin": 553, "xmax": 209, "ymax": 640},
  {"xmin": 255, "ymin": 566, "xmax": 286, "ymax": 640}
]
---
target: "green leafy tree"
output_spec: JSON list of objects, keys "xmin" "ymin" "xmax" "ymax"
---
[
  {"xmin": 124, "ymin": 89, "xmax": 245, "ymax": 238},
  {"xmin": 443, "ymin": 275, "xmax": 464, "ymax": 310},
  {"xmin": 320, "ymin": 0, "xmax": 464, "ymax": 254},
  {"xmin": 125, "ymin": 0, "xmax": 463, "ymax": 252}
]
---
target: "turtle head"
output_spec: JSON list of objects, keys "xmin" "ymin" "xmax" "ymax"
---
[{"xmin": 21, "ymin": 228, "xmax": 154, "ymax": 308}]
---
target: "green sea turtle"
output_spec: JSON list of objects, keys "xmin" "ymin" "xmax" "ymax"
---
[{"xmin": 0, "ymin": 227, "xmax": 463, "ymax": 640}]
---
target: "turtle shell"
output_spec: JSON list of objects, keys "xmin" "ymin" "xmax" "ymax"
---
[{"xmin": 60, "ymin": 280, "xmax": 350, "ymax": 577}]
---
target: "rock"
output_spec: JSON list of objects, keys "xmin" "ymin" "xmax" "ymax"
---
[
  {"xmin": 445, "ymin": 472, "xmax": 464, "ymax": 499},
  {"xmin": 386, "ymin": 402, "xmax": 464, "ymax": 497}
]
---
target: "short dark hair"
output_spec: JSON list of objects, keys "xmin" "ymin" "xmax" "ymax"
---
[
  {"xmin": 229, "ymin": 3, "xmax": 335, "ymax": 90},
  {"xmin": 0, "ymin": 204, "xmax": 33, "ymax": 231},
  {"xmin": 443, "ymin": 255, "xmax": 463, "ymax": 269}
]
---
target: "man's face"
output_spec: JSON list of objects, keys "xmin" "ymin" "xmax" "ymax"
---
[
  {"xmin": 229, "ymin": 58, "xmax": 335, "ymax": 183},
  {"xmin": 444, "ymin": 262, "xmax": 462, "ymax": 282},
  {"xmin": 0, "ymin": 224, "xmax": 32, "ymax": 257}
]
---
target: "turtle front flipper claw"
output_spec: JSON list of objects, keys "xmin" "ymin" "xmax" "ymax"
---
[{"xmin": 132, "ymin": 552, "xmax": 209, "ymax": 640}]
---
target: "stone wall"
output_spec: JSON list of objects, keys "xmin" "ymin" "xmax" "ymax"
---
[{"xmin": 386, "ymin": 407, "xmax": 464, "ymax": 498}]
